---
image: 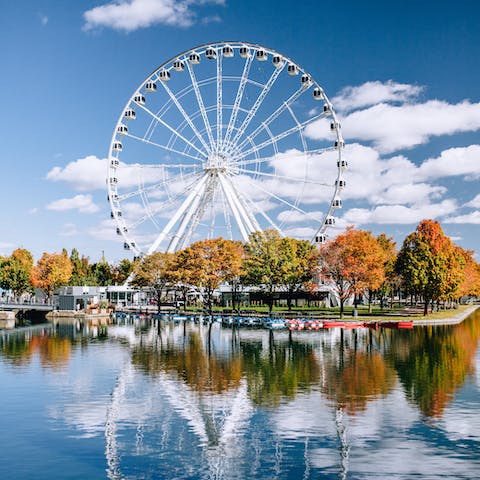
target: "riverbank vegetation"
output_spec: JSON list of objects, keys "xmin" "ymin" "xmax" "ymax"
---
[{"xmin": 1, "ymin": 219, "xmax": 479, "ymax": 315}]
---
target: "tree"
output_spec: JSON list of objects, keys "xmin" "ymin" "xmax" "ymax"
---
[
  {"xmin": 176, "ymin": 238, "xmax": 243, "ymax": 315},
  {"xmin": 396, "ymin": 220, "xmax": 463, "ymax": 315},
  {"xmin": 242, "ymin": 230, "xmax": 287, "ymax": 313},
  {"xmin": 456, "ymin": 247, "xmax": 480, "ymax": 299},
  {"xmin": 131, "ymin": 252, "xmax": 176, "ymax": 313},
  {"xmin": 68, "ymin": 248, "xmax": 96, "ymax": 285},
  {"xmin": 92, "ymin": 259, "xmax": 112, "ymax": 286},
  {"xmin": 375, "ymin": 234, "xmax": 398, "ymax": 310},
  {"xmin": 318, "ymin": 228, "xmax": 386, "ymax": 318},
  {"xmin": 0, "ymin": 248, "xmax": 34, "ymax": 298},
  {"xmin": 30, "ymin": 251, "xmax": 73, "ymax": 298},
  {"xmin": 111, "ymin": 258, "xmax": 136, "ymax": 285},
  {"xmin": 279, "ymin": 237, "xmax": 317, "ymax": 310}
]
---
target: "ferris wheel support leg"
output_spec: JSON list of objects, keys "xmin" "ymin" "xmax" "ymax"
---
[
  {"xmin": 218, "ymin": 174, "xmax": 250, "ymax": 242},
  {"xmin": 226, "ymin": 176, "xmax": 261, "ymax": 233},
  {"xmin": 167, "ymin": 178, "xmax": 209, "ymax": 253},
  {"xmin": 147, "ymin": 174, "xmax": 208, "ymax": 254}
]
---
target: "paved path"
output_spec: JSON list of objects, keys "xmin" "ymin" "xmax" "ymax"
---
[{"xmin": 414, "ymin": 305, "xmax": 479, "ymax": 326}]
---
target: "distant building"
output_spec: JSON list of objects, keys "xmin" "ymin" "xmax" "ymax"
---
[{"xmin": 56, "ymin": 286, "xmax": 106, "ymax": 311}]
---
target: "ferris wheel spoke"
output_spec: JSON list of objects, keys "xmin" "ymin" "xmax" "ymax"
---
[
  {"xmin": 216, "ymin": 53, "xmax": 223, "ymax": 147},
  {"xmin": 148, "ymin": 173, "xmax": 209, "ymax": 254},
  {"xmin": 235, "ymin": 83, "xmax": 309, "ymax": 152},
  {"xmin": 167, "ymin": 177, "xmax": 210, "ymax": 252},
  {"xmin": 138, "ymin": 104, "xmax": 208, "ymax": 158},
  {"xmin": 222, "ymin": 53, "xmax": 253, "ymax": 149},
  {"xmin": 219, "ymin": 186, "xmax": 233, "ymax": 240},
  {"xmin": 121, "ymin": 163, "xmax": 200, "ymax": 170},
  {"xmin": 241, "ymin": 175, "xmax": 324, "ymax": 223},
  {"xmin": 234, "ymin": 111, "xmax": 329, "ymax": 160},
  {"xmin": 127, "ymin": 173, "xmax": 203, "ymax": 229},
  {"xmin": 117, "ymin": 170, "xmax": 200, "ymax": 201},
  {"xmin": 185, "ymin": 61, "xmax": 216, "ymax": 149},
  {"xmin": 176, "ymin": 180, "xmax": 216, "ymax": 251},
  {"xmin": 218, "ymin": 174, "xmax": 251, "ymax": 242},
  {"xmin": 245, "ymin": 194, "xmax": 282, "ymax": 234},
  {"xmin": 235, "ymin": 167, "xmax": 331, "ymax": 186},
  {"xmin": 235, "ymin": 147, "xmax": 334, "ymax": 167},
  {"xmin": 157, "ymin": 79, "xmax": 212, "ymax": 154},
  {"xmin": 227, "ymin": 175, "xmax": 261, "ymax": 232},
  {"xmin": 219, "ymin": 173, "xmax": 259, "ymax": 239},
  {"xmin": 228, "ymin": 62, "xmax": 286, "ymax": 150},
  {"xmin": 208, "ymin": 185, "xmax": 219, "ymax": 239},
  {"xmin": 125, "ymin": 133, "xmax": 204, "ymax": 163}
]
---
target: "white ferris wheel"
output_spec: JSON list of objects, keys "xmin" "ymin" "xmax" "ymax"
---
[{"xmin": 107, "ymin": 42, "xmax": 346, "ymax": 256}]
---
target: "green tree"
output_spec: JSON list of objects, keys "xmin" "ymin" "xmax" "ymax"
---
[
  {"xmin": 68, "ymin": 248, "xmax": 96, "ymax": 285},
  {"xmin": 242, "ymin": 230, "xmax": 286, "ymax": 313},
  {"xmin": 0, "ymin": 250, "xmax": 34, "ymax": 298},
  {"xmin": 111, "ymin": 258, "xmax": 136, "ymax": 285},
  {"xmin": 279, "ymin": 237, "xmax": 317, "ymax": 310},
  {"xmin": 396, "ymin": 220, "xmax": 463, "ymax": 315},
  {"xmin": 92, "ymin": 260, "xmax": 112, "ymax": 286}
]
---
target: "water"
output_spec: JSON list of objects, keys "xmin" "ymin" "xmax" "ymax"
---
[{"xmin": 1, "ymin": 311, "xmax": 480, "ymax": 479}]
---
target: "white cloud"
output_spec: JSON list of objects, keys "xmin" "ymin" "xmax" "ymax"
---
[
  {"xmin": 47, "ymin": 194, "xmax": 100, "ymax": 214},
  {"xmin": 417, "ymin": 145, "xmax": 480, "ymax": 180},
  {"xmin": 28, "ymin": 207, "xmax": 38, "ymax": 215},
  {"xmin": 341, "ymin": 101, "xmax": 480, "ymax": 153},
  {"xmin": 306, "ymin": 79, "xmax": 480, "ymax": 154},
  {"xmin": 342, "ymin": 199, "xmax": 458, "ymax": 225},
  {"xmin": 444, "ymin": 210, "xmax": 480, "ymax": 224},
  {"xmin": 83, "ymin": 0, "xmax": 224, "ymax": 32},
  {"xmin": 466, "ymin": 193, "xmax": 480, "ymax": 208},
  {"xmin": 59, "ymin": 223, "xmax": 80, "ymax": 237},
  {"xmin": 47, "ymin": 155, "xmax": 108, "ymax": 191},
  {"xmin": 87, "ymin": 219, "xmax": 120, "ymax": 241},
  {"xmin": 39, "ymin": 14, "xmax": 48, "ymax": 26},
  {"xmin": 46, "ymin": 155, "xmax": 170, "ymax": 192},
  {"xmin": 332, "ymin": 80, "xmax": 423, "ymax": 112}
]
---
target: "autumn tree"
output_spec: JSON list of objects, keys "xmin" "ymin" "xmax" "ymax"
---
[
  {"xmin": 456, "ymin": 247, "xmax": 480, "ymax": 299},
  {"xmin": 318, "ymin": 228, "xmax": 386, "ymax": 317},
  {"xmin": 374, "ymin": 234, "xmax": 399, "ymax": 310},
  {"xmin": 30, "ymin": 251, "xmax": 73, "ymax": 299},
  {"xmin": 0, "ymin": 248, "xmax": 34, "ymax": 298},
  {"xmin": 176, "ymin": 238, "xmax": 243, "ymax": 316},
  {"xmin": 131, "ymin": 252, "xmax": 176, "ymax": 313},
  {"xmin": 396, "ymin": 220, "xmax": 463, "ymax": 315}
]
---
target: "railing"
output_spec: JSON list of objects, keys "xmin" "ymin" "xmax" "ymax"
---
[{"xmin": 0, "ymin": 302, "xmax": 54, "ymax": 311}]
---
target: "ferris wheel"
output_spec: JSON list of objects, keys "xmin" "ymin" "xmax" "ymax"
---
[{"xmin": 107, "ymin": 42, "xmax": 346, "ymax": 256}]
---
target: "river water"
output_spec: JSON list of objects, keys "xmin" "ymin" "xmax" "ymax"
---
[{"xmin": 1, "ymin": 310, "xmax": 479, "ymax": 479}]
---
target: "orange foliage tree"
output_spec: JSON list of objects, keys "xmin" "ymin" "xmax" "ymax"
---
[
  {"xmin": 318, "ymin": 227, "xmax": 386, "ymax": 317},
  {"xmin": 176, "ymin": 238, "xmax": 243, "ymax": 315},
  {"xmin": 30, "ymin": 251, "xmax": 73, "ymax": 299},
  {"xmin": 456, "ymin": 246, "xmax": 480, "ymax": 298}
]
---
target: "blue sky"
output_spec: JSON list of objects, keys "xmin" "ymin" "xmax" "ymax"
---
[{"xmin": 0, "ymin": 0, "xmax": 479, "ymax": 263}]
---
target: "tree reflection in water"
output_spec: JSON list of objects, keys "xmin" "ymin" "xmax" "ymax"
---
[{"xmin": 1, "ymin": 310, "xmax": 479, "ymax": 479}]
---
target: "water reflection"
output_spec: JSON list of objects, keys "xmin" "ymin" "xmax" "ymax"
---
[{"xmin": 0, "ymin": 311, "xmax": 479, "ymax": 479}]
